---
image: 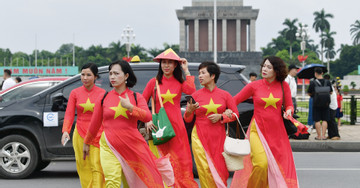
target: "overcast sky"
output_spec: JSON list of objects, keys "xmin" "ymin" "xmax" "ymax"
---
[{"xmin": 0, "ymin": 0, "xmax": 358, "ymax": 56}]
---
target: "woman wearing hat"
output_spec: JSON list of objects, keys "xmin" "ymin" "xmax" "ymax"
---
[
  {"xmin": 184, "ymin": 62, "xmax": 238, "ymax": 187},
  {"xmin": 230, "ymin": 56, "xmax": 298, "ymax": 188},
  {"xmin": 142, "ymin": 48, "xmax": 198, "ymax": 187}
]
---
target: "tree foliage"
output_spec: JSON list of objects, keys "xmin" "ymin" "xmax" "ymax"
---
[
  {"xmin": 331, "ymin": 44, "xmax": 360, "ymax": 78},
  {"xmin": 350, "ymin": 20, "xmax": 360, "ymax": 45},
  {"xmin": 0, "ymin": 42, "xmax": 179, "ymax": 72}
]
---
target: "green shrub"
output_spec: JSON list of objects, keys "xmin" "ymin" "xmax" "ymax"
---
[{"xmin": 343, "ymin": 85, "xmax": 349, "ymax": 93}]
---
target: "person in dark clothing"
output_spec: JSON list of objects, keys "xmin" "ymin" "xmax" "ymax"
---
[
  {"xmin": 324, "ymin": 75, "xmax": 340, "ymax": 140},
  {"xmin": 307, "ymin": 67, "xmax": 333, "ymax": 140}
]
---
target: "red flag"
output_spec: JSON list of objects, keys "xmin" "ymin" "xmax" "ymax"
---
[
  {"xmin": 297, "ymin": 55, "xmax": 308, "ymax": 62},
  {"xmin": 122, "ymin": 56, "xmax": 132, "ymax": 62},
  {"xmin": 284, "ymin": 113, "xmax": 308, "ymax": 133}
]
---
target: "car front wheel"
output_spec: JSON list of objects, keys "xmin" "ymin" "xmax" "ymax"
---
[{"xmin": 0, "ymin": 135, "xmax": 39, "ymax": 179}]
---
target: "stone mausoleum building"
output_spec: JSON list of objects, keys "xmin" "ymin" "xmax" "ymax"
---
[{"xmin": 176, "ymin": 0, "xmax": 262, "ymax": 76}]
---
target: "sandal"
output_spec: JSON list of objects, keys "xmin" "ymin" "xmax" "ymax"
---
[{"xmin": 315, "ymin": 137, "xmax": 322, "ymax": 140}]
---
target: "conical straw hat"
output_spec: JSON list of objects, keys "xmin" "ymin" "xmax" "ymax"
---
[{"xmin": 153, "ymin": 48, "xmax": 181, "ymax": 63}]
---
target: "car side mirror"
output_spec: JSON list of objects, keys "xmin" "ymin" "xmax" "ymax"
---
[{"xmin": 51, "ymin": 93, "xmax": 68, "ymax": 111}]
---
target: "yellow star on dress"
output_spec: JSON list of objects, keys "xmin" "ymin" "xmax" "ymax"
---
[
  {"xmin": 110, "ymin": 102, "xmax": 128, "ymax": 119},
  {"xmin": 261, "ymin": 93, "xmax": 280, "ymax": 109},
  {"xmin": 161, "ymin": 89, "xmax": 177, "ymax": 105},
  {"xmin": 79, "ymin": 98, "xmax": 95, "ymax": 113},
  {"xmin": 202, "ymin": 98, "xmax": 222, "ymax": 115}
]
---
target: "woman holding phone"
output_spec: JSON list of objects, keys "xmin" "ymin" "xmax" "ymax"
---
[{"xmin": 184, "ymin": 62, "xmax": 238, "ymax": 187}]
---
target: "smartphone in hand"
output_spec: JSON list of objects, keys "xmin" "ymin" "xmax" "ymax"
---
[
  {"xmin": 63, "ymin": 137, "xmax": 69, "ymax": 146},
  {"xmin": 185, "ymin": 95, "xmax": 196, "ymax": 104}
]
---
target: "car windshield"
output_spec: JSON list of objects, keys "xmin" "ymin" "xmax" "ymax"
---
[{"xmin": 0, "ymin": 81, "xmax": 60, "ymax": 103}]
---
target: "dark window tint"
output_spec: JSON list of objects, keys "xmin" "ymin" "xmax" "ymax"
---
[
  {"xmin": 132, "ymin": 70, "xmax": 157, "ymax": 93},
  {"xmin": 218, "ymin": 79, "xmax": 247, "ymax": 96},
  {"xmin": 1, "ymin": 82, "xmax": 52, "ymax": 102},
  {"xmin": 96, "ymin": 73, "xmax": 111, "ymax": 91}
]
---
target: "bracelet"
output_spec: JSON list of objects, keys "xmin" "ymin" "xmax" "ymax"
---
[{"xmin": 184, "ymin": 71, "xmax": 190, "ymax": 76}]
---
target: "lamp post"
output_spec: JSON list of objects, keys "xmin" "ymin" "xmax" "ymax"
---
[
  {"xmin": 121, "ymin": 25, "xmax": 136, "ymax": 58},
  {"xmin": 296, "ymin": 23, "xmax": 310, "ymax": 100}
]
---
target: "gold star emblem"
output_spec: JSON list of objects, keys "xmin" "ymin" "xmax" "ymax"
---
[
  {"xmin": 110, "ymin": 101, "xmax": 128, "ymax": 119},
  {"xmin": 261, "ymin": 93, "xmax": 280, "ymax": 109},
  {"xmin": 161, "ymin": 89, "xmax": 177, "ymax": 105},
  {"xmin": 79, "ymin": 98, "xmax": 95, "ymax": 113},
  {"xmin": 202, "ymin": 98, "xmax": 222, "ymax": 115}
]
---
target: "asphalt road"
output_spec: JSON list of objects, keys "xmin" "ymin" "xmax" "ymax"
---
[{"xmin": 1, "ymin": 152, "xmax": 359, "ymax": 188}]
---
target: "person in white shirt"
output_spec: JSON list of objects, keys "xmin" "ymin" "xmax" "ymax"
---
[
  {"xmin": 285, "ymin": 64, "xmax": 299, "ymax": 113},
  {"xmin": 2, "ymin": 69, "xmax": 16, "ymax": 91}
]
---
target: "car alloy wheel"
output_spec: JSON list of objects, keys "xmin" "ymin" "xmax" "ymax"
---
[
  {"xmin": 0, "ymin": 135, "xmax": 38, "ymax": 179},
  {"xmin": 1, "ymin": 142, "xmax": 31, "ymax": 174}
]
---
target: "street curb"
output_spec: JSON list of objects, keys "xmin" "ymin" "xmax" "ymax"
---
[{"xmin": 290, "ymin": 140, "xmax": 360, "ymax": 152}]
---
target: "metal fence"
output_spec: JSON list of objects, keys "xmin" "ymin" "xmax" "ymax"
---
[{"xmin": 296, "ymin": 95, "xmax": 359, "ymax": 125}]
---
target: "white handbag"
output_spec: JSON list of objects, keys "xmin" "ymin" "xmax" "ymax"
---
[
  {"xmin": 222, "ymin": 152, "xmax": 244, "ymax": 171},
  {"xmin": 223, "ymin": 113, "xmax": 250, "ymax": 156}
]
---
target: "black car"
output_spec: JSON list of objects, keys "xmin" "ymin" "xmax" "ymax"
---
[{"xmin": 0, "ymin": 62, "xmax": 253, "ymax": 179}]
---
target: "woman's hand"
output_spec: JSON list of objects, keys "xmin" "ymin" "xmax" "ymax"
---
[
  {"xmin": 119, "ymin": 93, "xmax": 134, "ymax": 112},
  {"xmin": 180, "ymin": 58, "xmax": 190, "ymax": 74},
  {"xmin": 223, "ymin": 109, "xmax": 233, "ymax": 118},
  {"xmin": 145, "ymin": 121, "xmax": 157, "ymax": 134},
  {"xmin": 283, "ymin": 109, "xmax": 292, "ymax": 120},
  {"xmin": 186, "ymin": 100, "xmax": 199, "ymax": 114},
  {"xmin": 61, "ymin": 132, "xmax": 70, "ymax": 146},
  {"xmin": 208, "ymin": 114, "xmax": 222, "ymax": 123},
  {"xmin": 83, "ymin": 143, "xmax": 90, "ymax": 160}
]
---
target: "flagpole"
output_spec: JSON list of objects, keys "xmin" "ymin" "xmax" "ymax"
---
[
  {"xmin": 213, "ymin": 0, "xmax": 217, "ymax": 63},
  {"xmin": 35, "ymin": 34, "xmax": 38, "ymax": 67},
  {"xmin": 73, "ymin": 34, "xmax": 75, "ymax": 66}
]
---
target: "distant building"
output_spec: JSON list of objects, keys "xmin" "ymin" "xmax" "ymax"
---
[{"xmin": 176, "ymin": 0, "xmax": 263, "ymax": 75}]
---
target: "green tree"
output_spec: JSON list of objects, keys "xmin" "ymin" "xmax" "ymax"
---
[
  {"xmin": 350, "ymin": 20, "xmax": 360, "ymax": 45},
  {"xmin": 350, "ymin": 81, "xmax": 356, "ymax": 89},
  {"xmin": 320, "ymin": 29, "xmax": 337, "ymax": 72},
  {"xmin": 108, "ymin": 41, "xmax": 125, "ymax": 61},
  {"xmin": 275, "ymin": 49, "xmax": 290, "ymax": 63},
  {"xmin": 336, "ymin": 44, "xmax": 346, "ymax": 54},
  {"xmin": 306, "ymin": 40, "xmax": 320, "ymax": 58},
  {"xmin": 0, "ymin": 48, "xmax": 12, "ymax": 66},
  {"xmin": 281, "ymin": 18, "xmax": 298, "ymax": 59},
  {"xmin": 331, "ymin": 44, "xmax": 360, "ymax": 77},
  {"xmin": 313, "ymin": 9, "xmax": 334, "ymax": 62},
  {"xmin": 56, "ymin": 44, "xmax": 74, "ymax": 56}
]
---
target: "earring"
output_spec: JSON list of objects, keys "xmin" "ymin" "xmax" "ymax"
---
[{"xmin": 125, "ymin": 80, "xmax": 127, "ymax": 84}]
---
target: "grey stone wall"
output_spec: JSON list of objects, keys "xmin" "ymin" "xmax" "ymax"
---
[{"xmin": 178, "ymin": 51, "xmax": 263, "ymax": 77}]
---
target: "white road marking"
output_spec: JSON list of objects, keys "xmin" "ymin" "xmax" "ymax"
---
[{"xmin": 297, "ymin": 168, "xmax": 360, "ymax": 171}]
